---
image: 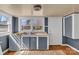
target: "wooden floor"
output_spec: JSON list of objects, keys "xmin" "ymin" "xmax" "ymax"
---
[
  {"xmin": 4, "ymin": 45, "xmax": 79, "ymax": 55},
  {"xmin": 49, "ymin": 45, "xmax": 79, "ymax": 55}
]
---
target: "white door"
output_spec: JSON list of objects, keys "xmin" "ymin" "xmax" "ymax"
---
[{"xmin": 48, "ymin": 17, "xmax": 62, "ymax": 45}]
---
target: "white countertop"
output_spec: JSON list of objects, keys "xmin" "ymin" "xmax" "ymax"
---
[{"xmin": 21, "ymin": 32, "xmax": 49, "ymax": 37}]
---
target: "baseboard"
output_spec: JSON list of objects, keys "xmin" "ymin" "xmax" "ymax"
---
[
  {"xmin": 3, "ymin": 49, "xmax": 9, "ymax": 54},
  {"xmin": 49, "ymin": 44, "xmax": 63, "ymax": 46},
  {"xmin": 61, "ymin": 44, "xmax": 68, "ymax": 46},
  {"xmin": 61, "ymin": 44, "xmax": 79, "ymax": 53}
]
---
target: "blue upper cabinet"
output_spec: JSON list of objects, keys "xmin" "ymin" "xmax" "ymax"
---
[{"xmin": 45, "ymin": 17, "xmax": 48, "ymax": 26}]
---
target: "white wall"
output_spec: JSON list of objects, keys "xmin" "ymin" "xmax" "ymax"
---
[
  {"xmin": 63, "ymin": 17, "xmax": 65, "ymax": 36},
  {"xmin": 48, "ymin": 17, "xmax": 62, "ymax": 45}
]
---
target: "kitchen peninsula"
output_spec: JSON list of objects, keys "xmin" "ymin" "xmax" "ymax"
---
[{"xmin": 16, "ymin": 32, "xmax": 49, "ymax": 50}]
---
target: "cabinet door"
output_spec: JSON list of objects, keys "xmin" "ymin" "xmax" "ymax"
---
[
  {"xmin": 0, "ymin": 36, "xmax": 9, "ymax": 52},
  {"xmin": 29, "ymin": 37, "xmax": 37, "ymax": 50},
  {"xmin": 23, "ymin": 37, "xmax": 30, "ymax": 49},
  {"xmin": 38, "ymin": 37, "xmax": 47, "ymax": 50}
]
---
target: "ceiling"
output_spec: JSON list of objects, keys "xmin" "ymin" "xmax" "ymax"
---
[{"xmin": 0, "ymin": 4, "xmax": 79, "ymax": 17}]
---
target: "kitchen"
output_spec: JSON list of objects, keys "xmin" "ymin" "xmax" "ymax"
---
[{"xmin": 0, "ymin": 4, "xmax": 79, "ymax": 55}]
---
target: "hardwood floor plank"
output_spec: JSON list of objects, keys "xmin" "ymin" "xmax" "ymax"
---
[
  {"xmin": 4, "ymin": 50, "xmax": 16, "ymax": 55},
  {"xmin": 4, "ymin": 45, "xmax": 79, "ymax": 55}
]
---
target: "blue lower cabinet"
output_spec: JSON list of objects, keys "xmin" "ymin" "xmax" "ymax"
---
[
  {"xmin": 23, "ymin": 37, "xmax": 47, "ymax": 50},
  {"xmin": 0, "ymin": 36, "xmax": 9, "ymax": 52},
  {"xmin": 29, "ymin": 37, "xmax": 37, "ymax": 50},
  {"xmin": 23, "ymin": 37, "xmax": 37, "ymax": 50},
  {"xmin": 23, "ymin": 37, "xmax": 30, "ymax": 49},
  {"xmin": 38, "ymin": 37, "xmax": 47, "ymax": 50}
]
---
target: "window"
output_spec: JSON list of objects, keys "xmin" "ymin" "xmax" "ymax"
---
[
  {"xmin": 0, "ymin": 15, "xmax": 8, "ymax": 32},
  {"xmin": 20, "ymin": 17, "xmax": 43, "ymax": 32},
  {"xmin": 0, "ymin": 16, "xmax": 8, "ymax": 24},
  {"xmin": 20, "ymin": 19, "xmax": 31, "ymax": 31}
]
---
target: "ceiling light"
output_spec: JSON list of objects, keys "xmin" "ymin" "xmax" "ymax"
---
[{"xmin": 33, "ymin": 4, "xmax": 42, "ymax": 11}]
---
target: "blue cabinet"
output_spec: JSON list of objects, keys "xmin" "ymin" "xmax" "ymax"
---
[
  {"xmin": 29, "ymin": 37, "xmax": 37, "ymax": 50},
  {"xmin": 23, "ymin": 37, "xmax": 37, "ymax": 50},
  {"xmin": 22, "ymin": 36, "xmax": 48, "ymax": 50},
  {"xmin": 38, "ymin": 37, "xmax": 47, "ymax": 50},
  {"xmin": 23, "ymin": 37, "xmax": 30, "ymax": 49},
  {"xmin": 0, "ymin": 36, "xmax": 9, "ymax": 52}
]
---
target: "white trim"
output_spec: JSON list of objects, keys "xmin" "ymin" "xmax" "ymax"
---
[
  {"xmin": 3, "ymin": 49, "xmax": 8, "ymax": 54},
  {"xmin": 72, "ymin": 14, "xmax": 75, "ymax": 39},
  {"xmin": 61, "ymin": 44, "xmax": 68, "ymax": 46},
  {"xmin": 18, "ymin": 18, "xmax": 21, "ymax": 32},
  {"xmin": 37, "ymin": 36, "xmax": 38, "ymax": 49},
  {"xmin": 47, "ymin": 36, "xmax": 49, "ymax": 49},
  {"xmin": 63, "ymin": 17, "xmax": 65, "ymax": 36},
  {"xmin": 62, "ymin": 44, "xmax": 79, "ymax": 53},
  {"xmin": 49, "ymin": 41, "xmax": 63, "ymax": 45}
]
